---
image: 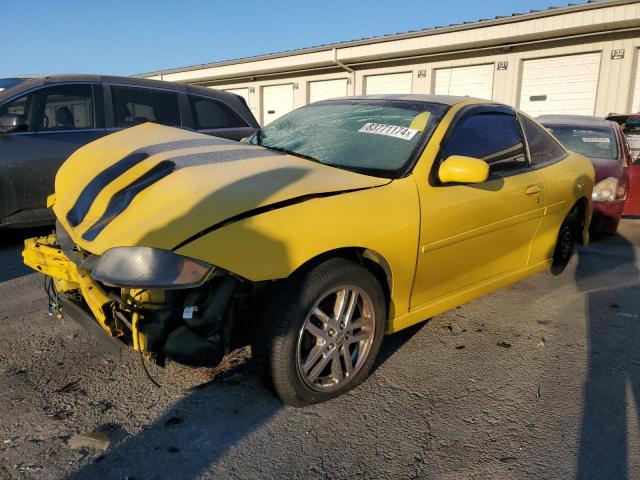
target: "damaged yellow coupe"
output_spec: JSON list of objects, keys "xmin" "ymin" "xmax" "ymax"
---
[{"xmin": 23, "ymin": 95, "xmax": 594, "ymax": 406}]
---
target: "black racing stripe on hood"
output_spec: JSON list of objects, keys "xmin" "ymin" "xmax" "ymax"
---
[
  {"xmin": 82, "ymin": 161, "xmax": 176, "ymax": 242},
  {"xmin": 171, "ymin": 183, "xmax": 391, "ymax": 252},
  {"xmin": 66, "ymin": 152, "xmax": 149, "ymax": 227},
  {"xmin": 167, "ymin": 147, "xmax": 284, "ymax": 168},
  {"xmin": 66, "ymin": 137, "xmax": 239, "ymax": 227}
]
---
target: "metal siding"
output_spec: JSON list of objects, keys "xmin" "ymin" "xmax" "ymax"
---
[
  {"xmin": 144, "ymin": 3, "xmax": 639, "ymax": 85},
  {"xmin": 434, "ymin": 64, "xmax": 494, "ymax": 99},
  {"xmin": 262, "ymin": 84, "xmax": 294, "ymax": 125},
  {"xmin": 519, "ymin": 52, "xmax": 602, "ymax": 116},
  {"xmin": 308, "ymin": 78, "xmax": 349, "ymax": 103},
  {"xmin": 364, "ymin": 72, "xmax": 413, "ymax": 94},
  {"xmin": 147, "ymin": 3, "xmax": 640, "ymax": 121}
]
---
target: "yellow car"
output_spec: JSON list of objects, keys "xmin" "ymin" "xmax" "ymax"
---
[{"xmin": 23, "ymin": 95, "xmax": 594, "ymax": 406}]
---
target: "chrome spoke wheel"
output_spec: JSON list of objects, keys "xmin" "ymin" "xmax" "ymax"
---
[{"xmin": 296, "ymin": 285, "xmax": 375, "ymax": 392}]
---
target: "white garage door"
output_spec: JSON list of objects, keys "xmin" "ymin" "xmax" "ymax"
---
[
  {"xmin": 631, "ymin": 52, "xmax": 640, "ymax": 112},
  {"xmin": 365, "ymin": 72, "xmax": 412, "ymax": 95},
  {"xmin": 519, "ymin": 52, "xmax": 601, "ymax": 116},
  {"xmin": 224, "ymin": 88, "xmax": 250, "ymax": 104},
  {"xmin": 262, "ymin": 84, "xmax": 294, "ymax": 125},
  {"xmin": 309, "ymin": 78, "xmax": 348, "ymax": 103},
  {"xmin": 434, "ymin": 64, "xmax": 494, "ymax": 99}
]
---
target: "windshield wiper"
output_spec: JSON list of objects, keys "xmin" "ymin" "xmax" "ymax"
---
[{"xmin": 261, "ymin": 145, "xmax": 321, "ymax": 164}]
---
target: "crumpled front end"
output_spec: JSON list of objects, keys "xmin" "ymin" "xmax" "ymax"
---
[
  {"xmin": 21, "ymin": 122, "xmax": 389, "ymax": 368},
  {"xmin": 22, "ymin": 229, "xmax": 241, "ymax": 368}
]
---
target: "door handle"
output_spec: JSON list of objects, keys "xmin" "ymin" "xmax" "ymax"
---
[{"xmin": 526, "ymin": 185, "xmax": 541, "ymax": 195}]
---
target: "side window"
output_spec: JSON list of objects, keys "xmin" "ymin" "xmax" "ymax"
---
[
  {"xmin": 519, "ymin": 115, "xmax": 567, "ymax": 166},
  {"xmin": 0, "ymin": 94, "xmax": 31, "ymax": 131},
  {"xmin": 0, "ymin": 84, "xmax": 94, "ymax": 132},
  {"xmin": 189, "ymin": 95, "xmax": 246, "ymax": 129},
  {"xmin": 441, "ymin": 112, "xmax": 527, "ymax": 175},
  {"xmin": 112, "ymin": 86, "xmax": 180, "ymax": 127}
]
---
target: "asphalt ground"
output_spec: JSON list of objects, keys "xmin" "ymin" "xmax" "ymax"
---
[{"xmin": 1, "ymin": 220, "xmax": 639, "ymax": 479}]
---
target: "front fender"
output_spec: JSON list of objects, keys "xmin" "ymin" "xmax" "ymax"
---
[{"xmin": 176, "ymin": 177, "xmax": 420, "ymax": 318}]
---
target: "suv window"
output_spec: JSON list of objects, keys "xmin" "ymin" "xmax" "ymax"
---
[
  {"xmin": 441, "ymin": 112, "xmax": 527, "ymax": 174},
  {"xmin": 112, "ymin": 86, "xmax": 180, "ymax": 127},
  {"xmin": 520, "ymin": 115, "xmax": 567, "ymax": 166},
  {"xmin": 0, "ymin": 84, "xmax": 94, "ymax": 132},
  {"xmin": 189, "ymin": 95, "xmax": 246, "ymax": 129},
  {"xmin": 39, "ymin": 85, "xmax": 94, "ymax": 131}
]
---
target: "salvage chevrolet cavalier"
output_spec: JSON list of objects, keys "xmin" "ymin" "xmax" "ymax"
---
[{"xmin": 23, "ymin": 95, "xmax": 594, "ymax": 406}]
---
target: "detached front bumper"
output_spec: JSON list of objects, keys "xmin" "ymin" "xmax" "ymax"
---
[
  {"xmin": 22, "ymin": 234, "xmax": 162, "ymax": 359},
  {"xmin": 23, "ymin": 236, "xmax": 122, "ymax": 358},
  {"xmin": 22, "ymin": 234, "xmax": 238, "ymax": 368},
  {"xmin": 23, "ymin": 236, "xmax": 115, "ymax": 334}
]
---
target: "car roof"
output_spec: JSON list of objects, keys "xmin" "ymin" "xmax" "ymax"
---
[
  {"xmin": 538, "ymin": 114, "xmax": 615, "ymax": 128},
  {"xmin": 0, "ymin": 73, "xmax": 224, "ymax": 98},
  {"xmin": 327, "ymin": 94, "xmax": 494, "ymax": 106},
  {"xmin": 0, "ymin": 73, "xmax": 259, "ymax": 128}
]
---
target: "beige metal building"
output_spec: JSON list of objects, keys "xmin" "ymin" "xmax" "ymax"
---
[{"xmin": 140, "ymin": 0, "xmax": 640, "ymax": 125}]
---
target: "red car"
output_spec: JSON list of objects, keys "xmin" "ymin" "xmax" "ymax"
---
[
  {"xmin": 606, "ymin": 114, "xmax": 640, "ymax": 216},
  {"xmin": 540, "ymin": 115, "xmax": 630, "ymax": 233}
]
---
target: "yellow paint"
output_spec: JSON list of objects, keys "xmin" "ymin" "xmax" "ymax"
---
[
  {"xmin": 409, "ymin": 111, "xmax": 431, "ymax": 131},
  {"xmin": 126, "ymin": 289, "xmax": 166, "ymax": 352},
  {"xmin": 24, "ymin": 99, "xmax": 595, "ymax": 339},
  {"xmin": 438, "ymin": 155, "xmax": 490, "ymax": 184},
  {"xmin": 22, "ymin": 236, "xmax": 78, "ymax": 286},
  {"xmin": 51, "ymin": 123, "xmax": 388, "ymax": 255},
  {"xmin": 75, "ymin": 268, "xmax": 116, "ymax": 335}
]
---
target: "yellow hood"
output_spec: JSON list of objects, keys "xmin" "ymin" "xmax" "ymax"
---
[{"xmin": 53, "ymin": 123, "xmax": 389, "ymax": 254}]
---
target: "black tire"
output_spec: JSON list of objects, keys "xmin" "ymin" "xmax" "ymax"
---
[
  {"xmin": 253, "ymin": 258, "xmax": 386, "ymax": 407},
  {"xmin": 550, "ymin": 210, "xmax": 580, "ymax": 275}
]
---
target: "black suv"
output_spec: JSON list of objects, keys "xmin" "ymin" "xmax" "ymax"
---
[{"xmin": 0, "ymin": 74, "xmax": 259, "ymax": 228}]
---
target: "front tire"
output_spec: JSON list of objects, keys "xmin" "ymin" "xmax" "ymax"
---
[{"xmin": 254, "ymin": 258, "xmax": 386, "ymax": 407}]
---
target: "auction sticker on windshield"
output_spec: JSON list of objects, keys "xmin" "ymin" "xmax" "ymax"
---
[{"xmin": 358, "ymin": 123, "xmax": 419, "ymax": 141}]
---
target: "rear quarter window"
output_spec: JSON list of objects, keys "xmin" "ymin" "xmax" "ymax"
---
[
  {"xmin": 520, "ymin": 115, "xmax": 567, "ymax": 166},
  {"xmin": 189, "ymin": 96, "xmax": 246, "ymax": 129}
]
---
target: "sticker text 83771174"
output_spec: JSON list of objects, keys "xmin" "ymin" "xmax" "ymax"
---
[{"xmin": 358, "ymin": 123, "xmax": 419, "ymax": 141}]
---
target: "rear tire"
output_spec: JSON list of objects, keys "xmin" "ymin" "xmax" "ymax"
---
[
  {"xmin": 253, "ymin": 258, "xmax": 386, "ymax": 407},
  {"xmin": 550, "ymin": 210, "xmax": 580, "ymax": 275}
]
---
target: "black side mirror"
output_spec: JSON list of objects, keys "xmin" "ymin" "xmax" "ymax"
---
[
  {"xmin": 633, "ymin": 154, "xmax": 640, "ymax": 165},
  {"xmin": 0, "ymin": 114, "xmax": 29, "ymax": 133}
]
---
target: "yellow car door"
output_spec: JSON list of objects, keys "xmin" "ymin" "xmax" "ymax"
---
[
  {"xmin": 411, "ymin": 105, "xmax": 546, "ymax": 309},
  {"xmin": 518, "ymin": 113, "xmax": 592, "ymax": 265}
]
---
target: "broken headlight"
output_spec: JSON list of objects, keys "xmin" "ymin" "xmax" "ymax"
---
[{"xmin": 91, "ymin": 247, "xmax": 214, "ymax": 289}]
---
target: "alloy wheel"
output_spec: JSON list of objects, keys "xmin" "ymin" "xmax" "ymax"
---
[{"xmin": 296, "ymin": 285, "xmax": 375, "ymax": 392}]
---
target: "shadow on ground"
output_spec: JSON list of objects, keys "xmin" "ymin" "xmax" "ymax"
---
[
  {"xmin": 0, "ymin": 227, "xmax": 50, "ymax": 283},
  {"xmin": 576, "ymin": 231, "xmax": 640, "ymax": 479},
  {"xmin": 66, "ymin": 320, "xmax": 426, "ymax": 479}
]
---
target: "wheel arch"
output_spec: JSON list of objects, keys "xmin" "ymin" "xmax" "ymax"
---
[
  {"xmin": 289, "ymin": 246, "xmax": 393, "ymax": 313},
  {"xmin": 569, "ymin": 197, "xmax": 589, "ymax": 245}
]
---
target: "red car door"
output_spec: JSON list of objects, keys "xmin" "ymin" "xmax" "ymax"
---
[
  {"xmin": 625, "ymin": 159, "xmax": 640, "ymax": 216},
  {"xmin": 609, "ymin": 114, "xmax": 640, "ymax": 216}
]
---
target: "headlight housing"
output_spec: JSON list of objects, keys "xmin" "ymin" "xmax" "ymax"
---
[
  {"xmin": 91, "ymin": 247, "xmax": 214, "ymax": 289},
  {"xmin": 592, "ymin": 176, "xmax": 625, "ymax": 202}
]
